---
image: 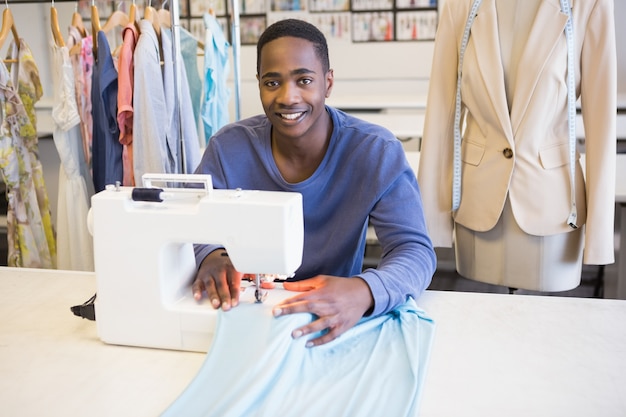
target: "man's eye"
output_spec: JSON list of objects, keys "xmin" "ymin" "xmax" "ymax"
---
[
  {"xmin": 265, "ymin": 80, "xmax": 279, "ymax": 87},
  {"xmin": 299, "ymin": 78, "xmax": 312, "ymax": 85}
]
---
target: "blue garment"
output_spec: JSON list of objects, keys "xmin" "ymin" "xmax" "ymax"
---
[
  {"xmin": 180, "ymin": 28, "xmax": 203, "ymax": 130},
  {"xmin": 161, "ymin": 293, "xmax": 435, "ymax": 417},
  {"xmin": 133, "ymin": 20, "xmax": 170, "ymax": 181},
  {"xmin": 194, "ymin": 106, "xmax": 436, "ymax": 317},
  {"xmin": 201, "ymin": 13, "xmax": 230, "ymax": 145},
  {"xmin": 161, "ymin": 28, "xmax": 201, "ymax": 174},
  {"xmin": 91, "ymin": 31, "xmax": 122, "ymax": 192}
]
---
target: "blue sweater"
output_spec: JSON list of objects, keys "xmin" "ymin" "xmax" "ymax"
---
[{"xmin": 194, "ymin": 106, "xmax": 436, "ymax": 316}]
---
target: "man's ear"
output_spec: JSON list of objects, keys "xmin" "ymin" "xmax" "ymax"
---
[{"xmin": 325, "ymin": 69, "xmax": 334, "ymax": 98}]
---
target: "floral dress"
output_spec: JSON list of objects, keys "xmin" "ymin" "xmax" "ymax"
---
[{"xmin": 0, "ymin": 39, "xmax": 56, "ymax": 268}]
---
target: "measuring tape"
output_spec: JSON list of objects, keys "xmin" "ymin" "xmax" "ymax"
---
[
  {"xmin": 452, "ymin": 0, "xmax": 578, "ymax": 229},
  {"xmin": 561, "ymin": 0, "xmax": 578, "ymax": 229},
  {"xmin": 452, "ymin": 0, "xmax": 482, "ymax": 211}
]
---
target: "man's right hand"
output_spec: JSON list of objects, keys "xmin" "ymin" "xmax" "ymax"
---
[{"xmin": 192, "ymin": 249, "xmax": 243, "ymax": 311}]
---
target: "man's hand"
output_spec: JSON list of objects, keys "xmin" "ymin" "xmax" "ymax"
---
[
  {"xmin": 192, "ymin": 250, "xmax": 243, "ymax": 311},
  {"xmin": 273, "ymin": 276, "xmax": 374, "ymax": 347}
]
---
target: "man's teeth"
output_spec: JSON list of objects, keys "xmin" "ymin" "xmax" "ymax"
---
[{"xmin": 281, "ymin": 112, "xmax": 303, "ymax": 120}]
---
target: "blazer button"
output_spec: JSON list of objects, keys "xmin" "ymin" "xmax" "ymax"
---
[{"xmin": 502, "ymin": 148, "xmax": 513, "ymax": 159}]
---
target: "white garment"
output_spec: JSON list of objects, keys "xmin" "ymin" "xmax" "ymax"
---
[
  {"xmin": 161, "ymin": 290, "xmax": 435, "ymax": 417},
  {"xmin": 50, "ymin": 42, "xmax": 94, "ymax": 271}
]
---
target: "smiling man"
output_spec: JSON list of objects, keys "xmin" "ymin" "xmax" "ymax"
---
[{"xmin": 191, "ymin": 18, "xmax": 436, "ymax": 347}]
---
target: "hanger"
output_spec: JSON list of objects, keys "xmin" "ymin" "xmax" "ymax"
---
[
  {"xmin": 50, "ymin": 0, "xmax": 65, "ymax": 47},
  {"xmin": 102, "ymin": 9, "xmax": 129, "ymax": 33},
  {"xmin": 69, "ymin": 3, "xmax": 86, "ymax": 56},
  {"xmin": 71, "ymin": 3, "xmax": 87, "ymax": 37},
  {"xmin": 129, "ymin": 1, "xmax": 137, "ymax": 27},
  {"xmin": 91, "ymin": 0, "xmax": 101, "ymax": 56},
  {"xmin": 157, "ymin": 7, "xmax": 170, "ymax": 29},
  {"xmin": 144, "ymin": 0, "xmax": 161, "ymax": 37},
  {"xmin": 0, "ymin": 1, "xmax": 19, "ymax": 53},
  {"xmin": 159, "ymin": 0, "xmax": 204, "ymax": 50}
]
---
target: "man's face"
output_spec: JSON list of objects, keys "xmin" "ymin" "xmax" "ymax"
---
[{"xmin": 257, "ymin": 36, "xmax": 333, "ymax": 142}]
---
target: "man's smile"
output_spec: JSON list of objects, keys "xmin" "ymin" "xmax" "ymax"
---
[{"xmin": 279, "ymin": 111, "xmax": 305, "ymax": 120}]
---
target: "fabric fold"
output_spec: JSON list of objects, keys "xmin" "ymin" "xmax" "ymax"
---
[{"xmin": 162, "ymin": 293, "xmax": 434, "ymax": 417}]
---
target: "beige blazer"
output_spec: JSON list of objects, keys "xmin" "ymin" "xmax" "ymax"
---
[{"xmin": 418, "ymin": 0, "xmax": 616, "ymax": 264}]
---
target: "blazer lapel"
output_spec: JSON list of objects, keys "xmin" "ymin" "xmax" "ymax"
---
[
  {"xmin": 510, "ymin": 0, "xmax": 569, "ymax": 135},
  {"xmin": 470, "ymin": 0, "xmax": 513, "ymax": 140}
]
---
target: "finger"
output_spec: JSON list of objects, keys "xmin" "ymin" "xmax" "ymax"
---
[
  {"xmin": 290, "ymin": 316, "xmax": 341, "ymax": 348},
  {"xmin": 283, "ymin": 277, "xmax": 322, "ymax": 292},
  {"xmin": 202, "ymin": 275, "xmax": 222, "ymax": 309},
  {"xmin": 272, "ymin": 297, "xmax": 315, "ymax": 317},
  {"xmin": 227, "ymin": 272, "xmax": 242, "ymax": 308},
  {"xmin": 304, "ymin": 328, "xmax": 343, "ymax": 348},
  {"xmin": 192, "ymin": 278, "xmax": 206, "ymax": 301},
  {"xmin": 213, "ymin": 272, "xmax": 235, "ymax": 310}
]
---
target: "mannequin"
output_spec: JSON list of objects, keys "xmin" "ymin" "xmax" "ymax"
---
[{"xmin": 418, "ymin": 0, "xmax": 616, "ymax": 292}]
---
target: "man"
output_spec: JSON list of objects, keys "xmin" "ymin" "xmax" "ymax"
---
[{"xmin": 192, "ymin": 18, "xmax": 436, "ymax": 347}]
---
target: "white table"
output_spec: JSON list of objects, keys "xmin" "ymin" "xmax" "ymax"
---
[{"xmin": 1, "ymin": 268, "xmax": 625, "ymax": 417}]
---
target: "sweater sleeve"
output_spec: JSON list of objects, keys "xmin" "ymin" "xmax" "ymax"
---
[{"xmin": 357, "ymin": 141, "xmax": 437, "ymax": 316}]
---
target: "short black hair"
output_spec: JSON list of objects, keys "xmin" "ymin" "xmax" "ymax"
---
[{"xmin": 256, "ymin": 19, "xmax": 330, "ymax": 75}]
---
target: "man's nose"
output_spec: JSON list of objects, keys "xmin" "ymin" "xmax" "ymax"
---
[{"xmin": 276, "ymin": 82, "xmax": 300, "ymax": 105}]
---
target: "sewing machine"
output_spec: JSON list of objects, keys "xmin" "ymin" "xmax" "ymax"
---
[{"xmin": 89, "ymin": 174, "xmax": 304, "ymax": 352}]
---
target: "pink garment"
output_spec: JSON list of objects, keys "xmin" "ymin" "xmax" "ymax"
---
[
  {"xmin": 117, "ymin": 23, "xmax": 138, "ymax": 186},
  {"xmin": 80, "ymin": 36, "xmax": 94, "ymax": 171},
  {"xmin": 67, "ymin": 27, "xmax": 88, "ymax": 163}
]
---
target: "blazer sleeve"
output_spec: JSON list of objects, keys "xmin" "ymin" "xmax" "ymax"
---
[
  {"xmin": 417, "ymin": 1, "xmax": 463, "ymax": 248},
  {"xmin": 579, "ymin": 0, "xmax": 616, "ymax": 264}
]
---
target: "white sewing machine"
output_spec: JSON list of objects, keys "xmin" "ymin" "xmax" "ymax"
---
[{"xmin": 89, "ymin": 174, "xmax": 304, "ymax": 352}]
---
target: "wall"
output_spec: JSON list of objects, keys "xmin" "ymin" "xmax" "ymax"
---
[
  {"xmin": 6, "ymin": 1, "xmax": 626, "ymax": 122},
  {"xmin": 3, "ymin": 2, "xmax": 435, "ymax": 127},
  {"xmin": 3, "ymin": 0, "xmax": 626, "ymax": 226}
]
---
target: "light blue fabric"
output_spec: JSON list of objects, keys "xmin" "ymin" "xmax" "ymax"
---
[
  {"xmin": 161, "ymin": 296, "xmax": 435, "ymax": 417},
  {"xmin": 201, "ymin": 13, "xmax": 230, "ymax": 145}
]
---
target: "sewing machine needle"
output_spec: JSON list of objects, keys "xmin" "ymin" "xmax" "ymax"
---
[{"xmin": 255, "ymin": 274, "xmax": 263, "ymax": 303}]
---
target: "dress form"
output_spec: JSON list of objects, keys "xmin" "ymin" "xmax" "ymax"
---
[{"xmin": 454, "ymin": 0, "xmax": 584, "ymax": 292}]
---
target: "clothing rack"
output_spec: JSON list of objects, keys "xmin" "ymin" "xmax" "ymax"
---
[
  {"xmin": 7, "ymin": 0, "xmax": 241, "ymax": 174},
  {"xmin": 168, "ymin": 0, "xmax": 241, "ymax": 171}
]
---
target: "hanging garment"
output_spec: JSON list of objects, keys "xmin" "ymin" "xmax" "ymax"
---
[
  {"xmin": 201, "ymin": 13, "xmax": 230, "ymax": 145},
  {"xmin": 0, "ymin": 39, "xmax": 56, "ymax": 268},
  {"xmin": 179, "ymin": 28, "xmax": 203, "ymax": 134},
  {"xmin": 67, "ymin": 26, "xmax": 95, "ymax": 178},
  {"xmin": 162, "ymin": 291, "xmax": 435, "ymax": 417},
  {"xmin": 161, "ymin": 28, "xmax": 200, "ymax": 174},
  {"xmin": 91, "ymin": 30, "xmax": 123, "ymax": 193},
  {"xmin": 133, "ymin": 19, "xmax": 170, "ymax": 181},
  {"xmin": 117, "ymin": 23, "xmax": 139, "ymax": 186},
  {"xmin": 49, "ymin": 41, "xmax": 94, "ymax": 272}
]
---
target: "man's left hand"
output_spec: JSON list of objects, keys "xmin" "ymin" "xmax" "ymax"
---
[{"xmin": 272, "ymin": 275, "xmax": 374, "ymax": 347}]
